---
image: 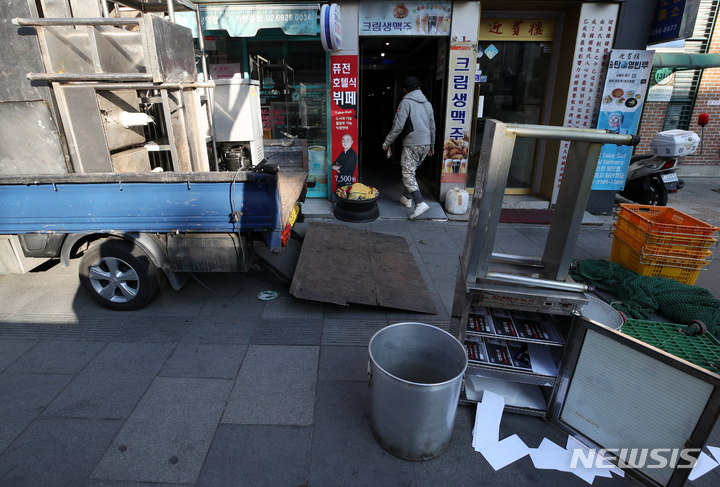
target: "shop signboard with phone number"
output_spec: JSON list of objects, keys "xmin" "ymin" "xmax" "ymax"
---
[
  {"xmin": 592, "ymin": 50, "xmax": 654, "ymax": 191},
  {"xmin": 175, "ymin": 5, "xmax": 317, "ymax": 38}
]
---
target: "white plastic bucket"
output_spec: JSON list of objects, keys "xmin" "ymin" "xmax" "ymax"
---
[{"xmin": 444, "ymin": 188, "xmax": 469, "ymax": 214}]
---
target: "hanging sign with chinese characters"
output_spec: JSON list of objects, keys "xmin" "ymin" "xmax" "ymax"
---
[
  {"xmin": 359, "ymin": 2, "xmax": 451, "ymax": 36},
  {"xmin": 551, "ymin": 3, "xmax": 619, "ymax": 204},
  {"xmin": 175, "ymin": 5, "xmax": 317, "ymax": 38},
  {"xmin": 330, "ymin": 55, "xmax": 359, "ymax": 194},
  {"xmin": 441, "ymin": 42, "xmax": 477, "ymax": 184},
  {"xmin": 593, "ymin": 50, "xmax": 654, "ymax": 191},
  {"xmin": 478, "ymin": 18, "xmax": 556, "ymax": 42}
]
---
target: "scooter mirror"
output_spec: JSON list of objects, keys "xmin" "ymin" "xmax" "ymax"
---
[{"xmin": 699, "ymin": 113, "xmax": 709, "ymax": 126}]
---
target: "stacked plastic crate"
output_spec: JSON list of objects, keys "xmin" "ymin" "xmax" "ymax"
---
[{"xmin": 610, "ymin": 204, "xmax": 719, "ymax": 285}]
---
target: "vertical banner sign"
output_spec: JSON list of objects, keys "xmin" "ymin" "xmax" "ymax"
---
[
  {"xmin": 441, "ymin": 43, "xmax": 477, "ymax": 184},
  {"xmin": 552, "ymin": 3, "xmax": 619, "ymax": 204},
  {"xmin": 593, "ymin": 50, "xmax": 654, "ymax": 190},
  {"xmin": 330, "ymin": 55, "xmax": 359, "ymax": 192}
]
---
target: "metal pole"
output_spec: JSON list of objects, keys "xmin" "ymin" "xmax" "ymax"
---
[
  {"xmin": 101, "ymin": 0, "xmax": 110, "ymax": 18},
  {"xmin": 166, "ymin": 0, "xmax": 175, "ymax": 22},
  {"xmin": 490, "ymin": 253, "xmax": 545, "ymax": 267},
  {"xmin": 506, "ymin": 123, "xmax": 639, "ymax": 146},
  {"xmin": 27, "ymin": 73, "xmax": 153, "ymax": 81},
  {"xmin": 68, "ymin": 82, "xmax": 216, "ymax": 90},
  {"xmin": 195, "ymin": 6, "xmax": 219, "ymax": 171},
  {"xmin": 13, "ymin": 17, "xmax": 140, "ymax": 27},
  {"xmin": 483, "ymin": 272, "xmax": 591, "ymax": 293}
]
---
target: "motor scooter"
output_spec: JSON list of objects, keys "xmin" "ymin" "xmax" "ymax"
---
[{"xmin": 618, "ymin": 130, "xmax": 700, "ymax": 206}]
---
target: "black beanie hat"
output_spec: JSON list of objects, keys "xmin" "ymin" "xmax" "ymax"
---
[{"xmin": 404, "ymin": 76, "xmax": 420, "ymax": 91}]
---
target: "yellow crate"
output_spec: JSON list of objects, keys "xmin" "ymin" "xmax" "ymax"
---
[
  {"xmin": 612, "ymin": 226, "xmax": 716, "ymax": 260},
  {"xmin": 617, "ymin": 204, "xmax": 719, "ymax": 237},
  {"xmin": 610, "ymin": 233, "xmax": 709, "ymax": 285}
]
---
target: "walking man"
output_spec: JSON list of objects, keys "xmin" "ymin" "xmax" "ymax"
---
[{"xmin": 382, "ymin": 76, "xmax": 436, "ymax": 219}]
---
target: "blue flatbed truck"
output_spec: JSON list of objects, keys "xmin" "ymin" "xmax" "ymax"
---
[{"xmin": 0, "ymin": 2, "xmax": 309, "ymax": 310}]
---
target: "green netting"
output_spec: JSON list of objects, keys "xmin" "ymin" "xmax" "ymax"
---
[{"xmin": 570, "ymin": 259, "xmax": 720, "ymax": 337}]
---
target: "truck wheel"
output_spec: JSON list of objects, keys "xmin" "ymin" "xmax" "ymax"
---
[{"xmin": 79, "ymin": 238, "xmax": 161, "ymax": 311}]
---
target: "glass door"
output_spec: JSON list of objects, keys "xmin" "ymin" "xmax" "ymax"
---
[{"xmin": 468, "ymin": 41, "xmax": 552, "ymax": 192}]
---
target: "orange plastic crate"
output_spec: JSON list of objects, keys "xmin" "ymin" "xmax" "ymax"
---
[
  {"xmin": 617, "ymin": 204, "xmax": 719, "ymax": 237},
  {"xmin": 614, "ymin": 215, "xmax": 718, "ymax": 251},
  {"xmin": 612, "ymin": 226, "xmax": 717, "ymax": 260},
  {"xmin": 610, "ymin": 232, "xmax": 709, "ymax": 285}
]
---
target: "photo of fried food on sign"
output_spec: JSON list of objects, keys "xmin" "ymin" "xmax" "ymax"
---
[
  {"xmin": 393, "ymin": 3, "xmax": 409, "ymax": 19},
  {"xmin": 442, "ymin": 134, "xmax": 469, "ymax": 174}
]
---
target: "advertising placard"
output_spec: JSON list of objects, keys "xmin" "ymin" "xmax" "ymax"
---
[
  {"xmin": 175, "ymin": 5, "xmax": 317, "ymax": 38},
  {"xmin": 592, "ymin": 50, "xmax": 654, "ymax": 190},
  {"xmin": 441, "ymin": 43, "xmax": 477, "ymax": 184},
  {"xmin": 551, "ymin": 3, "xmax": 619, "ymax": 204},
  {"xmin": 359, "ymin": 2, "xmax": 451, "ymax": 36},
  {"xmin": 330, "ymin": 55, "xmax": 359, "ymax": 194}
]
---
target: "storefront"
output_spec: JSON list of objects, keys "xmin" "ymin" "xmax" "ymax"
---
[{"xmin": 181, "ymin": 1, "xmax": 635, "ymax": 205}]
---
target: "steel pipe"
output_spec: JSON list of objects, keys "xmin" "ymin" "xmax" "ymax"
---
[
  {"xmin": 490, "ymin": 253, "xmax": 545, "ymax": 267},
  {"xmin": 13, "ymin": 17, "xmax": 140, "ymax": 26},
  {"xmin": 506, "ymin": 123, "xmax": 639, "ymax": 146},
  {"xmin": 483, "ymin": 272, "xmax": 590, "ymax": 293},
  {"xmin": 27, "ymin": 73, "xmax": 153, "ymax": 82},
  {"xmin": 65, "ymin": 82, "xmax": 216, "ymax": 90}
]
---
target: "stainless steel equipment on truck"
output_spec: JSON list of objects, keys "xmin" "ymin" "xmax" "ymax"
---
[{"xmin": 0, "ymin": 1, "xmax": 307, "ymax": 310}]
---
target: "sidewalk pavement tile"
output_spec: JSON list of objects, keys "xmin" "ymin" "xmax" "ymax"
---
[
  {"xmin": 0, "ymin": 417, "xmax": 122, "ymax": 487},
  {"xmin": 318, "ymin": 346, "xmax": 369, "ymax": 382},
  {"xmin": 114, "ymin": 317, "xmax": 190, "ymax": 343},
  {"xmin": 0, "ymin": 373, "xmax": 73, "ymax": 452},
  {"xmin": 421, "ymin": 253, "xmax": 460, "ymax": 283},
  {"xmin": 251, "ymin": 319, "xmax": 323, "ymax": 346},
  {"xmin": 324, "ymin": 301, "xmax": 389, "ymax": 320},
  {"xmin": 321, "ymin": 320, "xmax": 389, "ymax": 347},
  {"xmin": 195, "ymin": 424, "xmax": 311, "ymax": 487},
  {"xmin": 159, "ymin": 343, "xmax": 247, "ymax": 379},
  {"xmin": 4, "ymin": 339, "xmax": 104, "ymax": 374},
  {"xmin": 56, "ymin": 319, "xmax": 128, "ymax": 341},
  {"xmin": 260, "ymin": 295, "xmax": 325, "ymax": 321},
  {"xmin": 138, "ymin": 282, "xmax": 211, "ymax": 317},
  {"xmin": 91, "ymin": 377, "xmax": 232, "ymax": 485},
  {"xmin": 0, "ymin": 338, "xmax": 37, "ymax": 372},
  {"xmin": 43, "ymin": 342, "xmax": 174, "ymax": 419},
  {"xmin": 15, "ymin": 288, "xmax": 90, "ymax": 316},
  {"xmin": 309, "ymin": 380, "xmax": 418, "ymax": 487},
  {"xmin": 222, "ymin": 345, "xmax": 319, "ymax": 426},
  {"xmin": 197, "ymin": 293, "xmax": 267, "ymax": 320},
  {"xmin": 183, "ymin": 319, "xmax": 258, "ymax": 345},
  {"xmin": 384, "ymin": 293, "xmax": 450, "ymax": 323}
]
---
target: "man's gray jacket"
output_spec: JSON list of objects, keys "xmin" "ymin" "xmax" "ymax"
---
[{"xmin": 384, "ymin": 89, "xmax": 436, "ymax": 147}]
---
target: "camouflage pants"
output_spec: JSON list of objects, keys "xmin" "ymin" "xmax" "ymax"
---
[{"xmin": 401, "ymin": 145, "xmax": 430, "ymax": 193}]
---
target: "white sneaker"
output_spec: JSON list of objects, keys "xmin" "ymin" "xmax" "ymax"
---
[
  {"xmin": 400, "ymin": 196, "xmax": 413, "ymax": 208},
  {"xmin": 409, "ymin": 202, "xmax": 430, "ymax": 220}
]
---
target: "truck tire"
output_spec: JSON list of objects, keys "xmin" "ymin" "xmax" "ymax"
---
[{"xmin": 79, "ymin": 238, "xmax": 161, "ymax": 311}]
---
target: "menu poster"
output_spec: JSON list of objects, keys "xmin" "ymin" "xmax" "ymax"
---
[
  {"xmin": 490, "ymin": 308, "xmax": 517, "ymax": 338},
  {"xmin": 511, "ymin": 310, "xmax": 564, "ymax": 343},
  {"xmin": 551, "ymin": 3, "xmax": 619, "ymax": 204},
  {"xmin": 359, "ymin": 2, "xmax": 451, "ymax": 36},
  {"xmin": 467, "ymin": 306, "xmax": 494, "ymax": 334},
  {"xmin": 592, "ymin": 50, "xmax": 654, "ymax": 190},
  {"xmin": 465, "ymin": 338, "xmax": 488, "ymax": 364},
  {"xmin": 441, "ymin": 42, "xmax": 477, "ymax": 184},
  {"xmin": 330, "ymin": 55, "xmax": 359, "ymax": 193},
  {"xmin": 485, "ymin": 338, "xmax": 512, "ymax": 366}
]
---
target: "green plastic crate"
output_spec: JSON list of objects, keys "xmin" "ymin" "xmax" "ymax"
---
[{"xmin": 621, "ymin": 319, "xmax": 720, "ymax": 373}]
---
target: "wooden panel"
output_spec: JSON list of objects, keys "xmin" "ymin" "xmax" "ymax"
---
[
  {"xmin": 290, "ymin": 222, "xmax": 437, "ymax": 314},
  {"xmin": 278, "ymin": 171, "xmax": 307, "ymax": 228}
]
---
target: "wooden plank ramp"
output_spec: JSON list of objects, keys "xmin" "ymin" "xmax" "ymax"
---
[{"xmin": 290, "ymin": 222, "xmax": 437, "ymax": 314}]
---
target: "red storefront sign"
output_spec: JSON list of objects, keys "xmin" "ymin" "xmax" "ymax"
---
[{"xmin": 330, "ymin": 55, "xmax": 359, "ymax": 193}]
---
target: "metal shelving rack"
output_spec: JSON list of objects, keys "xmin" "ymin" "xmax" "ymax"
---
[{"xmin": 453, "ymin": 119, "xmax": 638, "ymax": 415}]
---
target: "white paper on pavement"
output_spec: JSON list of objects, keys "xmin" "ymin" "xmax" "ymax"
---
[
  {"xmin": 566, "ymin": 436, "xmax": 613, "ymax": 479},
  {"xmin": 481, "ymin": 434, "xmax": 531, "ymax": 471},
  {"xmin": 707, "ymin": 445, "xmax": 720, "ymax": 463},
  {"xmin": 529, "ymin": 438, "xmax": 571, "ymax": 472},
  {"xmin": 472, "ymin": 390, "xmax": 505, "ymax": 452},
  {"xmin": 688, "ymin": 452, "xmax": 719, "ymax": 481}
]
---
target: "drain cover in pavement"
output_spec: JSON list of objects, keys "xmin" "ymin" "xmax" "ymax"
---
[{"xmin": 257, "ymin": 291, "xmax": 279, "ymax": 301}]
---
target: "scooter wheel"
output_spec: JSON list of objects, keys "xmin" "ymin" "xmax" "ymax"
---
[{"xmin": 677, "ymin": 179, "xmax": 685, "ymax": 189}]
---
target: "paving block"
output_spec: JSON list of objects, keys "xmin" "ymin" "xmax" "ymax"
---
[
  {"xmin": 43, "ymin": 342, "xmax": 174, "ymax": 419},
  {"xmin": 222, "ymin": 345, "xmax": 319, "ymax": 426},
  {"xmin": 91, "ymin": 377, "xmax": 233, "ymax": 484},
  {"xmin": 196, "ymin": 425, "xmax": 311, "ymax": 487},
  {"xmin": 0, "ymin": 338, "xmax": 37, "ymax": 372},
  {"xmin": 159, "ymin": 343, "xmax": 247, "ymax": 379},
  {"xmin": 0, "ymin": 417, "xmax": 122, "ymax": 487},
  {"xmin": 183, "ymin": 319, "xmax": 258, "ymax": 345},
  {"xmin": 5, "ymin": 339, "xmax": 105, "ymax": 374},
  {"xmin": 318, "ymin": 346, "xmax": 370, "ymax": 382}
]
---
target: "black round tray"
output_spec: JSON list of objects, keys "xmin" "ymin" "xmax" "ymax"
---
[
  {"xmin": 334, "ymin": 204, "xmax": 380, "ymax": 223},
  {"xmin": 335, "ymin": 194, "xmax": 379, "ymax": 213}
]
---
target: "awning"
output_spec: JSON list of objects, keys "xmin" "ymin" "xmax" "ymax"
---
[{"xmin": 653, "ymin": 53, "xmax": 720, "ymax": 69}]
